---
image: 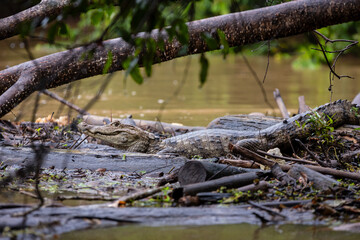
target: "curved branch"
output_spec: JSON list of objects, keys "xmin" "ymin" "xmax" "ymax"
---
[{"xmin": 0, "ymin": 0, "xmax": 72, "ymax": 40}]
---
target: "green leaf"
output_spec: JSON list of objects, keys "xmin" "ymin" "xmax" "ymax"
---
[
  {"xmin": 143, "ymin": 39, "xmax": 156, "ymax": 77},
  {"xmin": 202, "ymin": 32, "xmax": 218, "ymax": 50},
  {"xmin": 199, "ymin": 53, "xmax": 209, "ymax": 88},
  {"xmin": 182, "ymin": 2, "xmax": 193, "ymax": 17},
  {"xmin": 123, "ymin": 57, "xmax": 143, "ymax": 84},
  {"xmin": 130, "ymin": 66, "xmax": 143, "ymax": 84},
  {"xmin": 58, "ymin": 22, "xmax": 69, "ymax": 35},
  {"xmin": 47, "ymin": 24, "xmax": 58, "ymax": 43},
  {"xmin": 91, "ymin": 10, "xmax": 104, "ymax": 25},
  {"xmin": 102, "ymin": 50, "xmax": 113, "ymax": 74},
  {"xmin": 217, "ymin": 29, "xmax": 229, "ymax": 58}
]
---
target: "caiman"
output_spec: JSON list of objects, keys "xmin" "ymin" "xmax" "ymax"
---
[{"xmin": 78, "ymin": 100, "xmax": 360, "ymax": 158}]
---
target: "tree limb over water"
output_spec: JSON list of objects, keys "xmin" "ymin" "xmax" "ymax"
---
[{"xmin": 0, "ymin": 0, "xmax": 359, "ymax": 117}]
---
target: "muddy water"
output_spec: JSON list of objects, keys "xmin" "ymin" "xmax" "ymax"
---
[
  {"xmin": 61, "ymin": 223, "xmax": 360, "ymax": 240},
  {"xmin": 2, "ymin": 42, "xmax": 360, "ymax": 126}
]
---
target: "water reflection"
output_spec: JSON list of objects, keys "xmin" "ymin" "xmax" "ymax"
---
[{"xmin": 61, "ymin": 223, "xmax": 360, "ymax": 240}]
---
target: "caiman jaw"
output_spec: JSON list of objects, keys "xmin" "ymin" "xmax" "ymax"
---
[{"xmin": 78, "ymin": 121, "xmax": 156, "ymax": 152}]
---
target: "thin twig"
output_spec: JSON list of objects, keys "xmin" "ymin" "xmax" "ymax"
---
[
  {"xmin": 241, "ymin": 53, "xmax": 275, "ymax": 110},
  {"xmin": 256, "ymin": 149, "xmax": 318, "ymax": 165},
  {"xmin": 262, "ymin": 40, "xmax": 271, "ymax": 83},
  {"xmin": 294, "ymin": 139, "xmax": 328, "ymax": 167}
]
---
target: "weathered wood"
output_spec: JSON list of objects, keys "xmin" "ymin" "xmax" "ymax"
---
[
  {"xmin": 178, "ymin": 160, "xmax": 262, "ymax": 186},
  {"xmin": 0, "ymin": 144, "xmax": 186, "ymax": 172},
  {"xmin": 231, "ymin": 145, "xmax": 277, "ymax": 167},
  {"xmin": 237, "ymin": 180, "xmax": 270, "ymax": 192},
  {"xmin": 0, "ymin": 204, "xmax": 318, "ymax": 238},
  {"xmin": 287, "ymin": 164, "xmax": 339, "ymax": 190},
  {"xmin": 173, "ymin": 171, "xmax": 268, "ymax": 198},
  {"xmin": 232, "ymin": 145, "xmax": 360, "ymax": 181},
  {"xmin": 284, "ymin": 164, "xmax": 360, "ymax": 182},
  {"xmin": 298, "ymin": 96, "xmax": 310, "ymax": 114},
  {"xmin": 273, "ymin": 88, "xmax": 289, "ymax": 118},
  {"xmin": 352, "ymin": 92, "xmax": 360, "ymax": 106},
  {"xmin": 256, "ymin": 149, "xmax": 317, "ymax": 165},
  {"xmin": 219, "ymin": 159, "xmax": 261, "ymax": 169},
  {"xmin": 271, "ymin": 163, "xmax": 296, "ymax": 186},
  {"xmin": 2, "ymin": 0, "xmax": 360, "ymax": 117}
]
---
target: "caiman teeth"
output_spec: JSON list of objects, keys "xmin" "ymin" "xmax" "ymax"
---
[
  {"xmin": 93, "ymin": 132, "xmax": 117, "ymax": 136},
  {"xmin": 92, "ymin": 130, "xmax": 123, "ymax": 136}
]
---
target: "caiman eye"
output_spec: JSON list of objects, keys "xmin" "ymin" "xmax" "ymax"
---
[{"xmin": 112, "ymin": 121, "xmax": 121, "ymax": 127}]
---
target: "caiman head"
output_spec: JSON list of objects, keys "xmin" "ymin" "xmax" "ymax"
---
[{"xmin": 78, "ymin": 121, "xmax": 157, "ymax": 153}]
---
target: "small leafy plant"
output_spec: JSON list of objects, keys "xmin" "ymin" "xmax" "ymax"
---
[{"xmin": 295, "ymin": 110, "xmax": 335, "ymax": 144}]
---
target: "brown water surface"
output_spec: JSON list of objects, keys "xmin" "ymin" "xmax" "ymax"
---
[
  {"xmin": 61, "ymin": 223, "xmax": 360, "ymax": 240},
  {"xmin": 2, "ymin": 42, "xmax": 360, "ymax": 126}
]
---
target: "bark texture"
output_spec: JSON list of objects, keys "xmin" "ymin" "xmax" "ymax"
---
[
  {"xmin": 1, "ymin": 0, "xmax": 360, "ymax": 117},
  {"xmin": 0, "ymin": 0, "xmax": 72, "ymax": 40}
]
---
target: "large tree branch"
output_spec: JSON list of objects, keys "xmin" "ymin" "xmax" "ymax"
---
[
  {"xmin": 0, "ymin": 0, "xmax": 72, "ymax": 40},
  {"xmin": 1, "ymin": 0, "xmax": 360, "ymax": 117}
]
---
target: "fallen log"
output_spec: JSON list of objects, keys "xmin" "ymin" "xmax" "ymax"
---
[
  {"xmin": 285, "ymin": 165, "xmax": 360, "ymax": 182},
  {"xmin": 232, "ymin": 145, "xmax": 360, "ymax": 181},
  {"xmin": 219, "ymin": 159, "xmax": 261, "ymax": 169},
  {"xmin": 0, "ymin": 144, "xmax": 186, "ymax": 172},
  {"xmin": 0, "ymin": 204, "xmax": 319, "ymax": 238},
  {"xmin": 287, "ymin": 164, "xmax": 339, "ymax": 190},
  {"xmin": 271, "ymin": 163, "xmax": 296, "ymax": 186},
  {"xmin": 173, "ymin": 171, "xmax": 269, "ymax": 199},
  {"xmin": 177, "ymin": 160, "xmax": 264, "ymax": 186}
]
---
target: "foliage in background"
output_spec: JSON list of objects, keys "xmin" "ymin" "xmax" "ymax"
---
[{"xmin": 17, "ymin": 0, "xmax": 360, "ymax": 85}]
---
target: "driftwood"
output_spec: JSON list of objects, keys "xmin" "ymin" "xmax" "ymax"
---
[
  {"xmin": 237, "ymin": 180, "xmax": 270, "ymax": 193},
  {"xmin": 341, "ymin": 149, "xmax": 360, "ymax": 163},
  {"xmin": 231, "ymin": 145, "xmax": 277, "ymax": 167},
  {"xmin": 352, "ymin": 92, "xmax": 360, "ymax": 106},
  {"xmin": 273, "ymin": 88, "xmax": 289, "ymax": 118},
  {"xmin": 257, "ymin": 149, "xmax": 317, "ymax": 165},
  {"xmin": 0, "ymin": 204, "xmax": 318, "ymax": 238},
  {"xmin": 298, "ymin": 96, "xmax": 310, "ymax": 114},
  {"xmin": 177, "ymin": 160, "xmax": 263, "ymax": 186},
  {"xmin": 192, "ymin": 181, "xmax": 271, "ymax": 203},
  {"xmin": 111, "ymin": 187, "xmax": 164, "ymax": 206},
  {"xmin": 231, "ymin": 145, "xmax": 360, "ymax": 181},
  {"xmin": 0, "ymin": 144, "xmax": 186, "ymax": 172},
  {"xmin": 271, "ymin": 163, "xmax": 296, "ymax": 186},
  {"xmin": 219, "ymin": 159, "xmax": 261, "ymax": 169},
  {"xmin": 287, "ymin": 164, "xmax": 339, "ymax": 190},
  {"xmin": 282, "ymin": 165, "xmax": 360, "ymax": 182},
  {"xmin": 173, "ymin": 171, "xmax": 269, "ymax": 199},
  {"xmin": 157, "ymin": 168, "xmax": 180, "ymax": 186}
]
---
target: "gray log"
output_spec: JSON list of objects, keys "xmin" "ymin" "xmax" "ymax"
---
[
  {"xmin": 287, "ymin": 164, "xmax": 339, "ymax": 190},
  {"xmin": 178, "ymin": 160, "xmax": 265, "ymax": 186},
  {"xmin": 173, "ymin": 171, "xmax": 268, "ymax": 199}
]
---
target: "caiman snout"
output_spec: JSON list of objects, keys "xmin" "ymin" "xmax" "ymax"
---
[{"xmin": 78, "ymin": 122, "xmax": 90, "ymax": 131}]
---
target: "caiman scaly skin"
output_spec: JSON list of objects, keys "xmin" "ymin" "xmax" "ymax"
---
[{"xmin": 78, "ymin": 100, "xmax": 360, "ymax": 158}]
